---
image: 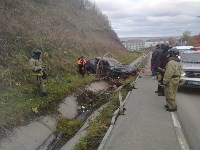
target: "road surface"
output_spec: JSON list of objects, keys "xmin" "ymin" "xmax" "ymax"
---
[
  {"xmin": 177, "ymin": 88, "xmax": 200, "ymax": 150},
  {"xmin": 103, "ymin": 55, "xmax": 200, "ymax": 150}
]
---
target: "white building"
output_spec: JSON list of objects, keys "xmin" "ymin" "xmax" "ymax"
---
[
  {"xmin": 122, "ymin": 40, "xmax": 145, "ymax": 51},
  {"xmin": 144, "ymin": 41, "xmax": 160, "ymax": 48},
  {"xmin": 122, "ymin": 38, "xmax": 169, "ymax": 51}
]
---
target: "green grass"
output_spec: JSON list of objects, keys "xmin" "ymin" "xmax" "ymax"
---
[
  {"xmin": 137, "ymin": 53, "xmax": 150, "ymax": 69},
  {"xmin": 0, "ymin": 74, "xmax": 94, "ymax": 128},
  {"xmin": 119, "ymin": 51, "xmax": 141, "ymax": 64},
  {"xmin": 56, "ymin": 117, "xmax": 84, "ymax": 138}
]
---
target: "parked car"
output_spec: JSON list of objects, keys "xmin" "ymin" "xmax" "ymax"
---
[
  {"xmin": 172, "ymin": 46, "xmax": 195, "ymax": 54},
  {"xmin": 179, "ymin": 51, "xmax": 200, "ymax": 88},
  {"xmin": 191, "ymin": 47, "xmax": 200, "ymax": 51},
  {"xmin": 173, "ymin": 46, "xmax": 193, "ymax": 50},
  {"xmin": 85, "ymin": 57, "xmax": 137, "ymax": 79}
]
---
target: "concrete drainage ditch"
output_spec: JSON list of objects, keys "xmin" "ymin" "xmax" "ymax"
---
[
  {"xmin": 0, "ymin": 80, "xmax": 112, "ymax": 150},
  {"xmin": 0, "ymin": 54, "xmax": 150, "ymax": 150}
]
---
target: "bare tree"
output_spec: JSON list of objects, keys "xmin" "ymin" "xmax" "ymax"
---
[
  {"xmin": 168, "ymin": 36, "xmax": 177, "ymax": 47},
  {"xmin": 187, "ymin": 34, "xmax": 200, "ymax": 46},
  {"xmin": 181, "ymin": 31, "xmax": 191, "ymax": 45}
]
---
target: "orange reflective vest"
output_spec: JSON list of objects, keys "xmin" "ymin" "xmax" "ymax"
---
[
  {"xmin": 77, "ymin": 58, "xmax": 86, "ymax": 65},
  {"xmin": 77, "ymin": 59, "xmax": 81, "ymax": 65}
]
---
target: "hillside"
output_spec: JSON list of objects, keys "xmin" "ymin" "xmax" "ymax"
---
[
  {"xmin": 0, "ymin": 0, "xmax": 132, "ymax": 86},
  {"xmin": 0, "ymin": 0, "xmax": 142, "ymax": 135}
]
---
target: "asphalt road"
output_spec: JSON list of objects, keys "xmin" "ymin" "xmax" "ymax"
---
[
  {"xmin": 103, "ymin": 74, "xmax": 200, "ymax": 150},
  {"xmin": 176, "ymin": 88, "xmax": 200, "ymax": 150},
  {"xmin": 103, "ymin": 72, "xmax": 180, "ymax": 150},
  {"xmin": 102, "ymin": 53, "xmax": 200, "ymax": 150}
]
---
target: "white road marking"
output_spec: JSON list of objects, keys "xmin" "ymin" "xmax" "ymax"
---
[{"xmin": 171, "ymin": 112, "xmax": 190, "ymax": 150}]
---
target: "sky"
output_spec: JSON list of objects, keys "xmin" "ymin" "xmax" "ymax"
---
[{"xmin": 91, "ymin": 0, "xmax": 200, "ymax": 37}]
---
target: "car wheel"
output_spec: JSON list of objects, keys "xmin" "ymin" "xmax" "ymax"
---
[{"xmin": 86, "ymin": 67, "xmax": 95, "ymax": 74}]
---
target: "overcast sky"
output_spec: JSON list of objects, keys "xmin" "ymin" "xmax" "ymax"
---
[{"xmin": 91, "ymin": 0, "xmax": 200, "ymax": 37}]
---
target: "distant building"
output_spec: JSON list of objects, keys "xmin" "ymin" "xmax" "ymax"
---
[
  {"xmin": 122, "ymin": 40, "xmax": 145, "ymax": 51},
  {"xmin": 121, "ymin": 38, "xmax": 169, "ymax": 51},
  {"xmin": 144, "ymin": 40, "xmax": 160, "ymax": 48}
]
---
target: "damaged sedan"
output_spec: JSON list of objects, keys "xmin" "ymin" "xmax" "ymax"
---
[{"xmin": 85, "ymin": 57, "xmax": 137, "ymax": 79}]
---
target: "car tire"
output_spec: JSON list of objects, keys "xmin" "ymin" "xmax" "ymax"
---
[{"xmin": 86, "ymin": 67, "xmax": 95, "ymax": 74}]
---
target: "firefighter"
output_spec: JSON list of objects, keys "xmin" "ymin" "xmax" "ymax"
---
[
  {"xmin": 77, "ymin": 56, "xmax": 86, "ymax": 77},
  {"xmin": 163, "ymin": 49, "xmax": 182, "ymax": 112},
  {"xmin": 29, "ymin": 49, "xmax": 47, "ymax": 96},
  {"xmin": 156, "ymin": 44, "xmax": 171, "ymax": 96}
]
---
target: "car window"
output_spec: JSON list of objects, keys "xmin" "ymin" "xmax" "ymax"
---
[
  {"xmin": 103, "ymin": 61, "xmax": 109, "ymax": 66},
  {"xmin": 107, "ymin": 59, "xmax": 122, "ymax": 66},
  {"xmin": 94, "ymin": 58, "xmax": 99, "ymax": 64},
  {"xmin": 179, "ymin": 49, "xmax": 195, "ymax": 53},
  {"xmin": 89, "ymin": 59, "xmax": 95, "ymax": 63},
  {"xmin": 181, "ymin": 53, "xmax": 200, "ymax": 63}
]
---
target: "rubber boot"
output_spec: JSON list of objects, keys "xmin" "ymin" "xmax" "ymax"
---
[
  {"xmin": 160, "ymin": 86, "xmax": 165, "ymax": 96},
  {"xmin": 158, "ymin": 85, "xmax": 164, "ymax": 96}
]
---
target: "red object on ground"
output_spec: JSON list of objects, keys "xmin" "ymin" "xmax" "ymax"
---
[{"xmin": 192, "ymin": 47, "xmax": 200, "ymax": 51}]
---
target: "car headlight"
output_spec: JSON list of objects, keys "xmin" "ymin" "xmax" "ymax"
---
[{"xmin": 181, "ymin": 71, "xmax": 186, "ymax": 77}]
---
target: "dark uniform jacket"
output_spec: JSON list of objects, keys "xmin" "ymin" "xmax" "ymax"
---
[
  {"xmin": 151, "ymin": 48, "xmax": 162, "ymax": 69},
  {"xmin": 159, "ymin": 51, "xmax": 170, "ymax": 69}
]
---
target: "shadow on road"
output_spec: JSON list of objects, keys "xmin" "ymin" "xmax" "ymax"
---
[{"xmin": 178, "ymin": 87, "xmax": 200, "ymax": 95}]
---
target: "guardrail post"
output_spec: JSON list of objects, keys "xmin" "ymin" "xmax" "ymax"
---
[{"xmin": 119, "ymin": 91, "xmax": 125, "ymax": 115}]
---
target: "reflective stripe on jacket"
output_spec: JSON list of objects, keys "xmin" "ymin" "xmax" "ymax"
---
[{"xmin": 29, "ymin": 58, "xmax": 42, "ymax": 71}]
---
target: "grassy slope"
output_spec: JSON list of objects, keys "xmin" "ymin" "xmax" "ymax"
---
[
  {"xmin": 0, "ymin": 0, "xmax": 137, "ymax": 83},
  {"xmin": 0, "ymin": 0, "xmax": 141, "ymax": 136}
]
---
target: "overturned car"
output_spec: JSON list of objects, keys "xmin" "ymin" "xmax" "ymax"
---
[
  {"xmin": 179, "ymin": 51, "xmax": 200, "ymax": 88},
  {"xmin": 85, "ymin": 57, "xmax": 137, "ymax": 79}
]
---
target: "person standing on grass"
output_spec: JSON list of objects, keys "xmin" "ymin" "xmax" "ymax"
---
[
  {"xmin": 77, "ymin": 56, "xmax": 86, "ymax": 77},
  {"xmin": 29, "ymin": 49, "xmax": 48, "ymax": 96}
]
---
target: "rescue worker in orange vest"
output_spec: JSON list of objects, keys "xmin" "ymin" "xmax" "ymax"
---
[{"xmin": 77, "ymin": 56, "xmax": 86, "ymax": 77}]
